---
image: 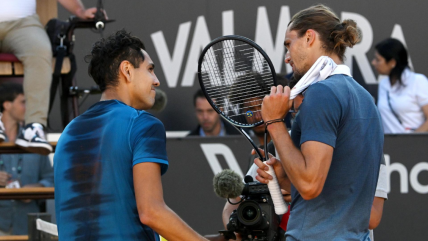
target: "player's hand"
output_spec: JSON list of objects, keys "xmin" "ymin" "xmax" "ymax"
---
[
  {"xmin": 252, "ymin": 148, "xmax": 287, "ymax": 185},
  {"xmin": 76, "ymin": 7, "xmax": 108, "ymax": 20},
  {"xmin": 261, "ymin": 85, "xmax": 293, "ymax": 122},
  {"xmin": 0, "ymin": 171, "xmax": 11, "ymax": 187}
]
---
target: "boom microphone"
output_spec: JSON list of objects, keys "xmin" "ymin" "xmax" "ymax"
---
[
  {"xmin": 151, "ymin": 88, "xmax": 168, "ymax": 112},
  {"xmin": 213, "ymin": 169, "xmax": 244, "ymax": 199}
]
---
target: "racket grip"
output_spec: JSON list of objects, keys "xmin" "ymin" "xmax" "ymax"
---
[{"xmin": 265, "ymin": 164, "xmax": 288, "ymax": 215}]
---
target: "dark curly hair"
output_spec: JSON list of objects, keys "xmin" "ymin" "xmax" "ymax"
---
[
  {"xmin": 86, "ymin": 29, "xmax": 145, "ymax": 92},
  {"xmin": 288, "ymin": 4, "xmax": 361, "ymax": 62},
  {"xmin": 0, "ymin": 82, "xmax": 23, "ymax": 113}
]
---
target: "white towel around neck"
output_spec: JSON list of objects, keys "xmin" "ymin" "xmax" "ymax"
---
[{"xmin": 289, "ymin": 56, "xmax": 351, "ymax": 99}]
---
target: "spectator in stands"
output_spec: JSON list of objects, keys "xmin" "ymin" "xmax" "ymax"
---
[
  {"xmin": 188, "ymin": 89, "xmax": 240, "ymax": 136},
  {"xmin": 372, "ymin": 38, "xmax": 428, "ymax": 133},
  {"xmin": 0, "ymin": 0, "xmax": 103, "ymax": 154},
  {"xmin": 0, "ymin": 83, "xmax": 54, "ymax": 236}
]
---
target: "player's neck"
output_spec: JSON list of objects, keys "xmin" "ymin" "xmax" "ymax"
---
[
  {"xmin": 310, "ymin": 51, "xmax": 343, "ymax": 66},
  {"xmin": 328, "ymin": 54, "xmax": 342, "ymax": 65},
  {"xmin": 100, "ymin": 87, "xmax": 131, "ymax": 106}
]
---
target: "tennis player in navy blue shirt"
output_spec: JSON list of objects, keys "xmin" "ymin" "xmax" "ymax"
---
[
  {"xmin": 54, "ymin": 30, "xmax": 207, "ymax": 241},
  {"xmin": 254, "ymin": 5, "xmax": 383, "ymax": 241}
]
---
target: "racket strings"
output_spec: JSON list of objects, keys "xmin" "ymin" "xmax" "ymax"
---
[
  {"xmin": 201, "ymin": 68, "xmax": 273, "ymax": 88},
  {"xmin": 202, "ymin": 42, "xmax": 270, "ymax": 85},
  {"xmin": 200, "ymin": 39, "xmax": 274, "ymax": 125},
  {"xmin": 202, "ymin": 63, "xmax": 272, "ymax": 80},
  {"xmin": 201, "ymin": 77, "xmax": 272, "ymax": 99}
]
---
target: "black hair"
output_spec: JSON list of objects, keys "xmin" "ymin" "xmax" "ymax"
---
[
  {"xmin": 86, "ymin": 29, "xmax": 146, "ymax": 92},
  {"xmin": 193, "ymin": 89, "xmax": 206, "ymax": 106},
  {"xmin": 0, "ymin": 82, "xmax": 24, "ymax": 112},
  {"xmin": 374, "ymin": 38, "xmax": 409, "ymax": 86}
]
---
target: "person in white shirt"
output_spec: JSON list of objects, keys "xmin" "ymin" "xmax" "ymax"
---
[
  {"xmin": 372, "ymin": 38, "xmax": 428, "ymax": 134},
  {"xmin": 0, "ymin": 0, "xmax": 101, "ymax": 154}
]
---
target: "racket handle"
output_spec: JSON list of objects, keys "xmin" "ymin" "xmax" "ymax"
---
[{"xmin": 265, "ymin": 164, "xmax": 288, "ymax": 215}]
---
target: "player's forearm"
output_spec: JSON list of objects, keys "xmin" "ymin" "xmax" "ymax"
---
[
  {"xmin": 277, "ymin": 175, "xmax": 291, "ymax": 192},
  {"xmin": 369, "ymin": 197, "xmax": 385, "ymax": 229},
  {"xmin": 267, "ymin": 123, "xmax": 320, "ymax": 199},
  {"xmin": 140, "ymin": 202, "xmax": 207, "ymax": 241}
]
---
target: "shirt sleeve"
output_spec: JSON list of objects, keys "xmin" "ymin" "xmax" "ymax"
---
[
  {"xmin": 298, "ymin": 83, "xmax": 342, "ymax": 148},
  {"xmin": 130, "ymin": 112, "xmax": 169, "ymax": 175},
  {"xmin": 38, "ymin": 155, "xmax": 54, "ymax": 187},
  {"xmin": 414, "ymin": 74, "xmax": 428, "ymax": 107},
  {"xmin": 375, "ymin": 164, "xmax": 388, "ymax": 200}
]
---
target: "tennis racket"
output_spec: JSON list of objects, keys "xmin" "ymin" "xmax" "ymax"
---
[{"xmin": 197, "ymin": 35, "xmax": 287, "ymax": 215}]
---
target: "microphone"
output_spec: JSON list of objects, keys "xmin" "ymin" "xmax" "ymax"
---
[
  {"xmin": 213, "ymin": 169, "xmax": 244, "ymax": 199},
  {"xmin": 95, "ymin": 21, "xmax": 104, "ymax": 30},
  {"xmin": 151, "ymin": 88, "xmax": 168, "ymax": 112},
  {"xmin": 94, "ymin": 0, "xmax": 105, "ymax": 29}
]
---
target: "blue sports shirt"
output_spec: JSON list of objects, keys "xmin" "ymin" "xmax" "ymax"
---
[
  {"xmin": 54, "ymin": 100, "xmax": 168, "ymax": 240},
  {"xmin": 288, "ymin": 74, "xmax": 384, "ymax": 241}
]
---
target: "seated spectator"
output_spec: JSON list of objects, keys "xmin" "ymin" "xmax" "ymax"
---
[
  {"xmin": 372, "ymin": 38, "xmax": 428, "ymax": 133},
  {"xmin": 188, "ymin": 89, "xmax": 240, "ymax": 136},
  {"xmin": 0, "ymin": 83, "xmax": 54, "ymax": 236},
  {"xmin": 0, "ymin": 0, "xmax": 103, "ymax": 154}
]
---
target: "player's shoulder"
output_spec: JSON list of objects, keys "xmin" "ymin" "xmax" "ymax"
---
[
  {"xmin": 132, "ymin": 111, "xmax": 165, "ymax": 131},
  {"xmin": 305, "ymin": 77, "xmax": 340, "ymax": 99},
  {"xmin": 134, "ymin": 110, "xmax": 161, "ymax": 123}
]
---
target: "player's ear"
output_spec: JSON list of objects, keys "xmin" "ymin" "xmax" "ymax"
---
[
  {"xmin": 3, "ymin": 101, "xmax": 12, "ymax": 112},
  {"xmin": 119, "ymin": 60, "xmax": 132, "ymax": 83},
  {"xmin": 305, "ymin": 29, "xmax": 316, "ymax": 47}
]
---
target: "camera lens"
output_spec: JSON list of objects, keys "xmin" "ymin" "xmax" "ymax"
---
[
  {"xmin": 237, "ymin": 200, "xmax": 262, "ymax": 226},
  {"xmin": 242, "ymin": 206, "xmax": 257, "ymax": 221}
]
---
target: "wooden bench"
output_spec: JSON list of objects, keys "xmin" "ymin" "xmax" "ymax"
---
[
  {"xmin": 0, "ymin": 235, "xmax": 28, "ymax": 241},
  {"xmin": 0, "ymin": 187, "xmax": 55, "ymax": 200},
  {"xmin": 0, "ymin": 140, "xmax": 57, "ymax": 239},
  {"xmin": 0, "ymin": 142, "xmax": 57, "ymax": 154}
]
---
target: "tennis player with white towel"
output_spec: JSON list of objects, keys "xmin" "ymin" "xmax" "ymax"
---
[{"xmin": 254, "ymin": 4, "xmax": 384, "ymax": 241}]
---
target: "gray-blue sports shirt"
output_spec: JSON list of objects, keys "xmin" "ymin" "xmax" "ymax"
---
[{"xmin": 288, "ymin": 74, "xmax": 383, "ymax": 241}]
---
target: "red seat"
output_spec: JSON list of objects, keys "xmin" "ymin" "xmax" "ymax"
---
[{"xmin": 0, "ymin": 53, "xmax": 20, "ymax": 62}]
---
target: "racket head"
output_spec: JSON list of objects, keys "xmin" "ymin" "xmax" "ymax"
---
[{"xmin": 198, "ymin": 35, "xmax": 277, "ymax": 128}]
